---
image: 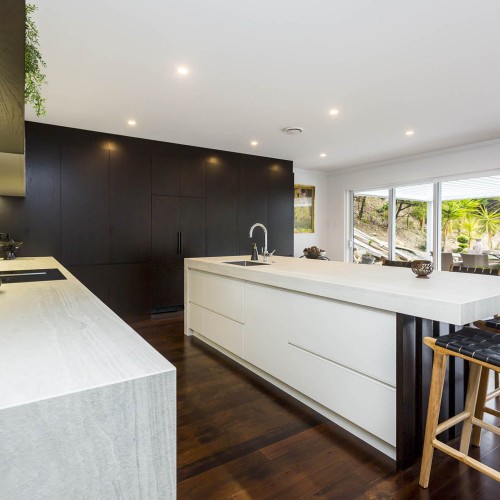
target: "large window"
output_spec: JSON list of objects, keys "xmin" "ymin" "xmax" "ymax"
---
[
  {"xmin": 349, "ymin": 175, "xmax": 500, "ymax": 270},
  {"xmin": 353, "ymin": 190, "xmax": 389, "ymax": 264},
  {"xmin": 394, "ymin": 184, "xmax": 433, "ymax": 261},
  {"xmin": 441, "ymin": 176, "xmax": 500, "ymax": 270}
]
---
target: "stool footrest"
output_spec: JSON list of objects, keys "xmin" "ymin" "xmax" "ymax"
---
[
  {"xmin": 483, "ymin": 406, "xmax": 500, "ymax": 418},
  {"xmin": 436, "ymin": 410, "xmax": 470, "ymax": 435},
  {"xmin": 486, "ymin": 387, "xmax": 500, "ymax": 402},
  {"xmin": 432, "ymin": 439, "xmax": 500, "ymax": 482},
  {"xmin": 472, "ymin": 416, "xmax": 500, "ymax": 436}
]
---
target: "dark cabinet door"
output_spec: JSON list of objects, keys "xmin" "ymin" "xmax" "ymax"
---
[
  {"xmin": 61, "ymin": 142, "xmax": 110, "ymax": 265},
  {"xmin": 180, "ymin": 197, "xmax": 206, "ymax": 258},
  {"xmin": 108, "ymin": 263, "xmax": 152, "ymax": 320},
  {"xmin": 152, "ymin": 152, "xmax": 181, "ymax": 196},
  {"xmin": 68, "ymin": 264, "xmax": 110, "ymax": 306},
  {"xmin": 0, "ymin": 124, "xmax": 62, "ymax": 259},
  {"xmin": 267, "ymin": 163, "xmax": 294, "ymax": 257},
  {"xmin": 239, "ymin": 157, "xmax": 268, "ymax": 255},
  {"xmin": 110, "ymin": 149, "xmax": 151, "ymax": 263},
  {"xmin": 206, "ymin": 157, "xmax": 239, "ymax": 256},
  {"xmin": 181, "ymin": 151, "xmax": 206, "ymax": 197},
  {"xmin": 152, "ymin": 195, "xmax": 181, "ymax": 266},
  {"xmin": 151, "ymin": 265, "xmax": 184, "ymax": 309}
]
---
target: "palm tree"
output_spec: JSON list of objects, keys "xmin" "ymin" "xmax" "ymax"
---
[
  {"xmin": 461, "ymin": 214, "xmax": 482, "ymax": 249},
  {"xmin": 476, "ymin": 205, "xmax": 500, "ymax": 249}
]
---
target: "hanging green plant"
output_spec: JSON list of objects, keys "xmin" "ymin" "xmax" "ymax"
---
[{"xmin": 25, "ymin": 4, "xmax": 47, "ymax": 117}]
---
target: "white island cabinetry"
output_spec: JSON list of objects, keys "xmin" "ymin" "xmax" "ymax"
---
[
  {"xmin": 185, "ymin": 255, "xmax": 500, "ymax": 468},
  {"xmin": 186, "ymin": 263, "xmax": 397, "ymax": 457}
]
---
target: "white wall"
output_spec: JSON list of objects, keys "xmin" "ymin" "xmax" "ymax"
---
[
  {"xmin": 326, "ymin": 139, "xmax": 500, "ymax": 261},
  {"xmin": 293, "ymin": 169, "xmax": 329, "ymax": 258}
]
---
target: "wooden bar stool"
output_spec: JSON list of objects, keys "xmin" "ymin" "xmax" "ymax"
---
[{"xmin": 419, "ymin": 327, "xmax": 500, "ymax": 488}]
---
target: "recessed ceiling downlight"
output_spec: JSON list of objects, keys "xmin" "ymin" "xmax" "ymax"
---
[{"xmin": 282, "ymin": 127, "xmax": 303, "ymax": 135}]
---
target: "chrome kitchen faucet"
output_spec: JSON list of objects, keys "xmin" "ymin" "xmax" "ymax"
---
[{"xmin": 249, "ymin": 223, "xmax": 274, "ymax": 263}]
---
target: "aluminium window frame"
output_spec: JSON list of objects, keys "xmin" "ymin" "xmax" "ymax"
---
[{"xmin": 347, "ymin": 182, "xmax": 442, "ymax": 270}]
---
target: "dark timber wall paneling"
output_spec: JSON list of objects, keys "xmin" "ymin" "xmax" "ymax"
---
[{"xmin": 0, "ymin": 122, "xmax": 293, "ymax": 318}]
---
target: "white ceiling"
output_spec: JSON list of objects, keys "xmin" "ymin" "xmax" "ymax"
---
[{"xmin": 26, "ymin": 1, "xmax": 500, "ymax": 171}]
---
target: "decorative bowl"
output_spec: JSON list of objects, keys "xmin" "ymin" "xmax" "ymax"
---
[{"xmin": 411, "ymin": 260, "xmax": 434, "ymax": 278}]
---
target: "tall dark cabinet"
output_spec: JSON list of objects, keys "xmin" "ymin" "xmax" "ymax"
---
[
  {"xmin": 152, "ymin": 149, "xmax": 206, "ymax": 310},
  {"xmin": 206, "ymin": 156, "xmax": 239, "ymax": 257},
  {"xmin": 0, "ymin": 122, "xmax": 294, "ymax": 319}
]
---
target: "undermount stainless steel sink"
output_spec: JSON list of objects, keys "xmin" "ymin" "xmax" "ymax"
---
[{"xmin": 223, "ymin": 261, "xmax": 269, "ymax": 267}]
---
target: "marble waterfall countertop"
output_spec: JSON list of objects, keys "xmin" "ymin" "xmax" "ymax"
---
[
  {"xmin": 0, "ymin": 257, "xmax": 174, "ymax": 410},
  {"xmin": 186, "ymin": 256, "xmax": 500, "ymax": 325},
  {"xmin": 0, "ymin": 257, "xmax": 176, "ymax": 498}
]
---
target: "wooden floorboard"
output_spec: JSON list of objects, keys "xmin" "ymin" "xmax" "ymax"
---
[{"xmin": 130, "ymin": 315, "xmax": 500, "ymax": 499}]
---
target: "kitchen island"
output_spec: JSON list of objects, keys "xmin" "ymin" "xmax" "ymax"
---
[
  {"xmin": 0, "ymin": 257, "xmax": 176, "ymax": 499},
  {"xmin": 184, "ymin": 255, "xmax": 500, "ymax": 468}
]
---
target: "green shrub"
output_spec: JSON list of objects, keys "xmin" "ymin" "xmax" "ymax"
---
[{"xmin": 457, "ymin": 235, "xmax": 468, "ymax": 244}]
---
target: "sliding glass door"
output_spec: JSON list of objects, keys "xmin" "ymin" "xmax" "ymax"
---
[
  {"xmin": 352, "ymin": 189, "xmax": 389, "ymax": 264},
  {"xmin": 349, "ymin": 175, "xmax": 500, "ymax": 270},
  {"xmin": 441, "ymin": 175, "xmax": 500, "ymax": 270},
  {"xmin": 350, "ymin": 184, "xmax": 434, "ymax": 265},
  {"xmin": 394, "ymin": 184, "xmax": 434, "ymax": 261}
]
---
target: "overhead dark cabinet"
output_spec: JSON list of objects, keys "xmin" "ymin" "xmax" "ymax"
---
[
  {"xmin": 267, "ymin": 163, "xmax": 294, "ymax": 256},
  {"xmin": 61, "ymin": 143, "xmax": 110, "ymax": 266},
  {"xmin": 181, "ymin": 152, "xmax": 206, "ymax": 197},
  {"xmin": 152, "ymin": 148, "xmax": 206, "ymax": 198},
  {"xmin": 206, "ymin": 157, "xmax": 239, "ymax": 256},
  {"xmin": 0, "ymin": 0, "xmax": 24, "ymax": 155},
  {"xmin": 180, "ymin": 196, "xmax": 206, "ymax": 258},
  {"xmin": 110, "ymin": 148, "xmax": 151, "ymax": 263},
  {"xmin": 239, "ymin": 157, "xmax": 268, "ymax": 255},
  {"xmin": 152, "ymin": 153, "xmax": 181, "ymax": 196}
]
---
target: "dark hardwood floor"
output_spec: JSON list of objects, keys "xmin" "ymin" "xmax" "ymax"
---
[{"xmin": 130, "ymin": 314, "xmax": 500, "ymax": 499}]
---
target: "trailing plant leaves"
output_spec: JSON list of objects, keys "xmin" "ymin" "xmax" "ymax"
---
[{"xmin": 25, "ymin": 4, "xmax": 47, "ymax": 116}]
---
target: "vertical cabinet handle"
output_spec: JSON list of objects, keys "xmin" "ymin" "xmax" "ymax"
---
[
  {"xmin": 180, "ymin": 232, "xmax": 183, "ymax": 255},
  {"xmin": 177, "ymin": 232, "xmax": 181, "ymax": 255}
]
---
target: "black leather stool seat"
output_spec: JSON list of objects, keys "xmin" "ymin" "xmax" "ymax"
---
[
  {"xmin": 484, "ymin": 317, "xmax": 500, "ymax": 331},
  {"xmin": 435, "ymin": 327, "xmax": 500, "ymax": 367}
]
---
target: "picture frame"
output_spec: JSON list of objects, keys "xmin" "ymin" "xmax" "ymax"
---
[{"xmin": 294, "ymin": 184, "xmax": 315, "ymax": 233}]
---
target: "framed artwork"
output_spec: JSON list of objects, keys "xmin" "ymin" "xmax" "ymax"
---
[{"xmin": 294, "ymin": 184, "xmax": 315, "ymax": 233}]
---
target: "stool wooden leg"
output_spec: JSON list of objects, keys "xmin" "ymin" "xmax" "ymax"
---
[
  {"xmin": 471, "ymin": 367, "xmax": 489, "ymax": 447},
  {"xmin": 495, "ymin": 371, "xmax": 499, "ymax": 390},
  {"xmin": 419, "ymin": 352, "xmax": 447, "ymax": 489},
  {"xmin": 459, "ymin": 362, "xmax": 482, "ymax": 454}
]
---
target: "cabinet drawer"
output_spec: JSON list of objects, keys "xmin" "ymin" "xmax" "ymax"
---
[
  {"xmin": 189, "ymin": 303, "xmax": 204, "ymax": 334},
  {"xmin": 204, "ymin": 273, "xmax": 244, "ymax": 323},
  {"xmin": 245, "ymin": 282, "xmax": 395, "ymax": 385},
  {"xmin": 287, "ymin": 343, "xmax": 396, "ymax": 446},
  {"xmin": 189, "ymin": 270, "xmax": 205, "ymax": 307},
  {"xmin": 204, "ymin": 309, "xmax": 244, "ymax": 358}
]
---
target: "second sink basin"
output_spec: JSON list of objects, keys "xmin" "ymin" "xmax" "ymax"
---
[{"xmin": 223, "ymin": 261, "xmax": 269, "ymax": 267}]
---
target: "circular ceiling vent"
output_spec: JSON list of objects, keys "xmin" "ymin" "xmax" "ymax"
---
[{"xmin": 282, "ymin": 127, "xmax": 303, "ymax": 135}]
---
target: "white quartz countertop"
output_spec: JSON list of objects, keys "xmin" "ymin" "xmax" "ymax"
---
[
  {"xmin": 0, "ymin": 257, "xmax": 174, "ymax": 410},
  {"xmin": 186, "ymin": 256, "xmax": 500, "ymax": 325}
]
